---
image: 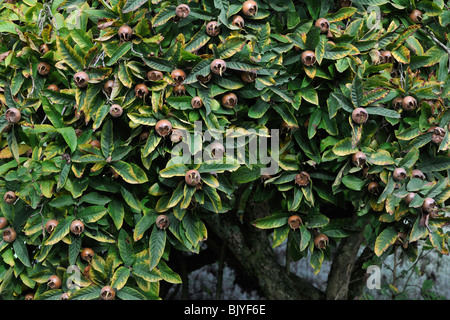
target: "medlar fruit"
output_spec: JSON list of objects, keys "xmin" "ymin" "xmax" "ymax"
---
[
  {"xmin": 380, "ymin": 51, "xmax": 393, "ymax": 64},
  {"xmin": 295, "ymin": 171, "xmax": 310, "ymax": 186},
  {"xmin": 175, "ymin": 4, "xmax": 190, "ymax": 19},
  {"xmin": 156, "ymin": 215, "xmax": 170, "ymax": 230},
  {"xmin": 39, "ymin": 43, "xmax": 49, "ymax": 55},
  {"xmin": 392, "ymin": 97, "xmax": 403, "ymax": 110},
  {"xmin": 60, "ymin": 293, "xmax": 70, "ymax": 300},
  {"xmin": 118, "ymin": 25, "xmax": 133, "ymax": 41},
  {"xmin": 3, "ymin": 228, "xmax": 16, "ymax": 243},
  {"xmin": 402, "ymin": 96, "xmax": 417, "ymax": 111},
  {"xmin": 352, "ymin": 107, "xmax": 368, "ymax": 124},
  {"xmin": 314, "ymin": 234, "xmax": 329, "ymax": 249},
  {"xmin": 81, "ymin": 248, "xmax": 94, "ymax": 261},
  {"xmin": 209, "ymin": 141, "xmax": 225, "ymax": 159},
  {"xmin": 288, "ymin": 215, "xmax": 302, "ymax": 230},
  {"xmin": 103, "ymin": 80, "xmax": 115, "ymax": 95},
  {"xmin": 90, "ymin": 140, "xmax": 101, "ymax": 149},
  {"xmin": 45, "ymin": 219, "xmax": 59, "ymax": 234},
  {"xmin": 174, "ymin": 84, "xmax": 186, "ymax": 96},
  {"xmin": 135, "ymin": 84, "xmax": 149, "ymax": 98},
  {"xmin": 171, "ymin": 69, "xmax": 186, "ymax": 84},
  {"xmin": 411, "ymin": 169, "xmax": 426, "ymax": 180},
  {"xmin": 241, "ymin": 71, "xmax": 256, "ymax": 83},
  {"xmin": 197, "ymin": 73, "xmax": 212, "ymax": 84},
  {"xmin": 393, "ymin": 167, "xmax": 407, "ymax": 181},
  {"xmin": 422, "ymin": 197, "xmax": 437, "ymax": 214},
  {"xmin": 315, "ymin": 18, "xmax": 330, "ymax": 34},
  {"xmin": 170, "ymin": 129, "xmax": 184, "ymax": 143},
  {"xmin": 368, "ymin": 182, "xmax": 380, "ymax": 195},
  {"xmin": 109, "ymin": 104, "xmax": 123, "ymax": 118},
  {"xmin": 3, "ymin": 191, "xmax": 17, "ymax": 204},
  {"xmin": 70, "ymin": 219, "xmax": 85, "ymax": 236},
  {"xmin": 100, "ymin": 286, "xmax": 116, "ymax": 300},
  {"xmin": 47, "ymin": 275, "xmax": 62, "ymax": 289},
  {"xmin": 404, "ymin": 192, "xmax": 416, "ymax": 205},
  {"xmin": 352, "ymin": 151, "xmax": 366, "ymax": 167},
  {"xmin": 206, "ymin": 21, "xmax": 220, "ymax": 36},
  {"xmin": 191, "ymin": 96, "xmax": 203, "ymax": 109},
  {"xmin": 25, "ymin": 293, "xmax": 35, "ymax": 300},
  {"xmin": 242, "ymin": 0, "xmax": 258, "ymax": 16},
  {"xmin": 185, "ymin": 169, "xmax": 201, "ymax": 187},
  {"xmin": 210, "ymin": 59, "xmax": 227, "ymax": 75},
  {"xmin": 221, "ymin": 92, "xmax": 238, "ymax": 108},
  {"xmin": 410, "ymin": 9, "xmax": 423, "ymax": 23},
  {"xmin": 429, "ymin": 126, "xmax": 445, "ymax": 144},
  {"xmin": 47, "ymin": 84, "xmax": 59, "ymax": 92},
  {"xmin": 74, "ymin": 71, "xmax": 89, "ymax": 88},
  {"xmin": 0, "ymin": 217, "xmax": 8, "ymax": 229},
  {"xmin": 232, "ymin": 15, "xmax": 245, "ymax": 29},
  {"xmin": 339, "ymin": 0, "xmax": 352, "ymax": 7},
  {"xmin": 155, "ymin": 119, "xmax": 172, "ymax": 137},
  {"xmin": 37, "ymin": 62, "xmax": 51, "ymax": 76},
  {"xmin": 301, "ymin": 51, "xmax": 316, "ymax": 66},
  {"xmin": 147, "ymin": 70, "xmax": 164, "ymax": 81},
  {"xmin": 5, "ymin": 108, "xmax": 21, "ymax": 124}
]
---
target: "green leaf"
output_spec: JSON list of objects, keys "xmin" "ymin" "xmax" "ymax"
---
[
  {"xmin": 57, "ymin": 127, "xmax": 78, "ymax": 154},
  {"xmin": 77, "ymin": 206, "xmax": 108, "ymax": 223},
  {"xmin": 159, "ymin": 164, "xmax": 188, "ymax": 178},
  {"xmin": 332, "ymin": 137, "xmax": 359, "ymax": 156},
  {"xmin": 108, "ymin": 199, "xmax": 125, "ymax": 230},
  {"xmin": 117, "ymin": 286, "xmax": 148, "ymax": 300},
  {"xmin": 123, "ymin": 0, "xmax": 148, "ymax": 13},
  {"xmin": 252, "ymin": 213, "xmax": 288, "ymax": 229},
  {"xmin": 118, "ymin": 229, "xmax": 135, "ymax": 266},
  {"xmin": 149, "ymin": 225, "xmax": 166, "ymax": 270},
  {"xmin": 6, "ymin": 129, "xmax": 19, "ymax": 165},
  {"xmin": 69, "ymin": 285, "xmax": 101, "ymax": 300},
  {"xmin": 56, "ymin": 37, "xmax": 84, "ymax": 71},
  {"xmin": 142, "ymin": 56, "xmax": 176, "ymax": 72},
  {"xmin": 12, "ymin": 235, "xmax": 31, "ymax": 267},
  {"xmin": 111, "ymin": 267, "xmax": 130, "ymax": 290},
  {"xmin": 101, "ymin": 119, "xmax": 114, "ymax": 158},
  {"xmin": 134, "ymin": 212, "xmax": 156, "ymax": 241},
  {"xmin": 44, "ymin": 217, "xmax": 73, "ymax": 245},
  {"xmin": 342, "ymin": 175, "xmax": 366, "ymax": 191},
  {"xmin": 374, "ymin": 228, "xmax": 398, "ymax": 256},
  {"xmin": 111, "ymin": 161, "xmax": 148, "ymax": 184},
  {"xmin": 299, "ymin": 225, "xmax": 311, "ymax": 252},
  {"xmin": 351, "ymin": 75, "xmax": 364, "ymax": 107},
  {"xmin": 107, "ymin": 42, "xmax": 132, "ymax": 66}
]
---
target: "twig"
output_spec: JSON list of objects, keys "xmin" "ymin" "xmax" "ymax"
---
[{"xmin": 422, "ymin": 27, "xmax": 450, "ymax": 73}]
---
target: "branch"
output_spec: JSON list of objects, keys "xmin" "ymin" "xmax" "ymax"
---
[{"xmin": 422, "ymin": 27, "xmax": 450, "ymax": 73}]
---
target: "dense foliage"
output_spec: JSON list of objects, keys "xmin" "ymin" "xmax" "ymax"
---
[{"xmin": 0, "ymin": 0, "xmax": 449, "ymax": 300}]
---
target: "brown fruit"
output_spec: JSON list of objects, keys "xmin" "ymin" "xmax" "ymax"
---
[
  {"xmin": 74, "ymin": 71, "xmax": 89, "ymax": 88},
  {"xmin": 0, "ymin": 217, "xmax": 8, "ymax": 229},
  {"xmin": 70, "ymin": 219, "xmax": 85, "ymax": 236},
  {"xmin": 410, "ymin": 9, "xmax": 423, "ymax": 23},
  {"xmin": 147, "ymin": 70, "xmax": 164, "ymax": 81},
  {"xmin": 315, "ymin": 18, "xmax": 330, "ymax": 34},
  {"xmin": 60, "ymin": 293, "xmax": 70, "ymax": 300},
  {"xmin": 37, "ymin": 62, "xmax": 51, "ymax": 76},
  {"xmin": 25, "ymin": 293, "xmax": 35, "ymax": 300},
  {"xmin": 206, "ymin": 21, "xmax": 220, "ymax": 36},
  {"xmin": 221, "ymin": 92, "xmax": 238, "ymax": 108},
  {"xmin": 209, "ymin": 141, "xmax": 225, "ymax": 159},
  {"xmin": 197, "ymin": 73, "xmax": 212, "ymax": 84},
  {"xmin": 429, "ymin": 126, "xmax": 445, "ymax": 144},
  {"xmin": 191, "ymin": 96, "xmax": 203, "ymax": 109},
  {"xmin": 171, "ymin": 69, "xmax": 186, "ymax": 84},
  {"xmin": 47, "ymin": 84, "xmax": 59, "ymax": 92},
  {"xmin": 75, "ymin": 129, "xmax": 83, "ymax": 137},
  {"xmin": 402, "ymin": 96, "xmax": 417, "ymax": 111},
  {"xmin": 103, "ymin": 80, "xmax": 115, "ymax": 95},
  {"xmin": 380, "ymin": 50, "xmax": 393, "ymax": 64},
  {"xmin": 170, "ymin": 129, "xmax": 184, "ymax": 143},
  {"xmin": 404, "ymin": 192, "xmax": 416, "ymax": 205},
  {"xmin": 339, "ymin": 0, "xmax": 352, "ymax": 7},
  {"xmin": 156, "ymin": 215, "xmax": 170, "ymax": 230},
  {"xmin": 139, "ymin": 131, "xmax": 149, "ymax": 141},
  {"xmin": 109, "ymin": 104, "xmax": 123, "ymax": 118},
  {"xmin": 314, "ymin": 234, "xmax": 329, "ymax": 249},
  {"xmin": 393, "ymin": 167, "xmax": 407, "ymax": 181},
  {"xmin": 352, "ymin": 151, "xmax": 366, "ymax": 167},
  {"xmin": 175, "ymin": 4, "xmax": 190, "ymax": 19},
  {"xmin": 173, "ymin": 84, "xmax": 186, "ymax": 96},
  {"xmin": 3, "ymin": 191, "xmax": 17, "ymax": 204},
  {"xmin": 100, "ymin": 286, "xmax": 115, "ymax": 300},
  {"xmin": 135, "ymin": 84, "xmax": 149, "ymax": 98},
  {"xmin": 118, "ymin": 25, "xmax": 133, "ymax": 41},
  {"xmin": 3, "ymin": 228, "xmax": 16, "ymax": 243},
  {"xmin": 5, "ymin": 108, "xmax": 21, "ymax": 124},
  {"xmin": 45, "ymin": 219, "xmax": 59, "ymax": 234},
  {"xmin": 422, "ymin": 197, "xmax": 437, "ymax": 214},
  {"xmin": 185, "ymin": 169, "xmax": 201, "ymax": 187},
  {"xmin": 288, "ymin": 215, "xmax": 302, "ymax": 230},
  {"xmin": 242, "ymin": 0, "xmax": 258, "ymax": 16},
  {"xmin": 241, "ymin": 71, "xmax": 256, "ymax": 83},
  {"xmin": 368, "ymin": 182, "xmax": 380, "ymax": 195},
  {"xmin": 81, "ymin": 248, "xmax": 94, "ymax": 262},
  {"xmin": 155, "ymin": 119, "xmax": 172, "ymax": 137},
  {"xmin": 295, "ymin": 171, "xmax": 310, "ymax": 186},
  {"xmin": 411, "ymin": 169, "xmax": 426, "ymax": 180},
  {"xmin": 392, "ymin": 97, "xmax": 403, "ymax": 110},
  {"xmin": 232, "ymin": 15, "xmax": 245, "ymax": 29},
  {"xmin": 90, "ymin": 140, "xmax": 101, "ymax": 149},
  {"xmin": 47, "ymin": 275, "xmax": 61, "ymax": 289},
  {"xmin": 352, "ymin": 108, "xmax": 368, "ymax": 124},
  {"xmin": 301, "ymin": 51, "xmax": 316, "ymax": 66},
  {"xmin": 39, "ymin": 43, "xmax": 49, "ymax": 55},
  {"xmin": 210, "ymin": 59, "xmax": 227, "ymax": 76}
]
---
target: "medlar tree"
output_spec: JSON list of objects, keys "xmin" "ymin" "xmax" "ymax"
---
[{"xmin": 0, "ymin": 0, "xmax": 449, "ymax": 301}]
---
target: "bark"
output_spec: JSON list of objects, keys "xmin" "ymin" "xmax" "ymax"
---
[{"xmin": 324, "ymin": 227, "xmax": 366, "ymax": 300}]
